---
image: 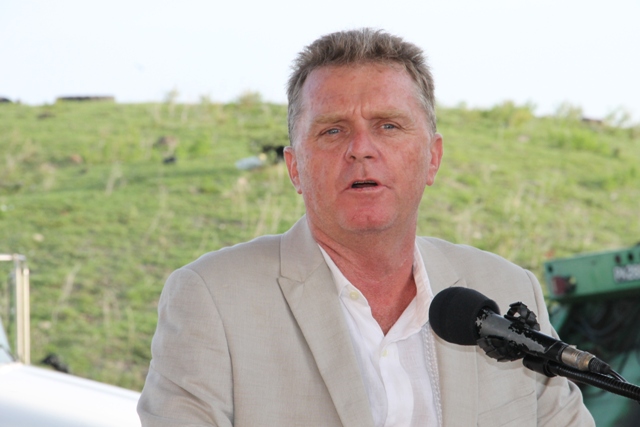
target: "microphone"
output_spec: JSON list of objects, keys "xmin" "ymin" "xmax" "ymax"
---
[{"xmin": 429, "ymin": 287, "xmax": 612, "ymax": 374}]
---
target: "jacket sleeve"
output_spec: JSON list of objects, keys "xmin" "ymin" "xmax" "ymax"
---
[
  {"xmin": 525, "ymin": 270, "xmax": 596, "ymax": 426},
  {"xmin": 137, "ymin": 267, "xmax": 233, "ymax": 427}
]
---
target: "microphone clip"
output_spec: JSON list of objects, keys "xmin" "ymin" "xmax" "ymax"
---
[
  {"xmin": 505, "ymin": 302, "xmax": 540, "ymax": 331},
  {"xmin": 477, "ymin": 302, "xmax": 540, "ymax": 363}
]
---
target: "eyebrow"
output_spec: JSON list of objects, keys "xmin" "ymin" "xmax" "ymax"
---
[
  {"xmin": 311, "ymin": 109, "xmax": 411, "ymax": 125},
  {"xmin": 311, "ymin": 113, "xmax": 344, "ymax": 125}
]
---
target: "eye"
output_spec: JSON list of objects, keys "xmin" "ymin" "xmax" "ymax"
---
[
  {"xmin": 324, "ymin": 128, "xmax": 340, "ymax": 135},
  {"xmin": 382, "ymin": 123, "xmax": 397, "ymax": 130}
]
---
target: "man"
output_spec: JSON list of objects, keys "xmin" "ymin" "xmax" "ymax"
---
[{"xmin": 138, "ymin": 29, "xmax": 594, "ymax": 426}]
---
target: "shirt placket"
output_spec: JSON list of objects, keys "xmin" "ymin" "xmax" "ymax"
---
[{"xmin": 379, "ymin": 341, "xmax": 414, "ymax": 427}]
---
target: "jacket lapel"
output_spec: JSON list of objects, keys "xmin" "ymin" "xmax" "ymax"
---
[
  {"xmin": 419, "ymin": 238, "xmax": 479, "ymax": 426},
  {"xmin": 278, "ymin": 218, "xmax": 374, "ymax": 427}
]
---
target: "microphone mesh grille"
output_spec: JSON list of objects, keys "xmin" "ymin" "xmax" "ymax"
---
[{"xmin": 429, "ymin": 287, "xmax": 500, "ymax": 345}]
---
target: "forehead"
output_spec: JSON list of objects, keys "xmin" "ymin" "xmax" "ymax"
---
[{"xmin": 299, "ymin": 63, "xmax": 422, "ymax": 115}]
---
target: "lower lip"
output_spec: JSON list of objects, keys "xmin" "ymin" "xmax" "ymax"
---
[{"xmin": 348, "ymin": 185, "xmax": 383, "ymax": 192}]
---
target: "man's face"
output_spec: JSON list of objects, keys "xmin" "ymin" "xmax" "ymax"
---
[{"xmin": 285, "ymin": 63, "xmax": 443, "ymax": 239}]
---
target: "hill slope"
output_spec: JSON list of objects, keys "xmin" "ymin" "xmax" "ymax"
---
[{"xmin": 0, "ymin": 98, "xmax": 638, "ymax": 390}]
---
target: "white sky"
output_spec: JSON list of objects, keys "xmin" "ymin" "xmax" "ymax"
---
[{"xmin": 1, "ymin": 0, "xmax": 639, "ymax": 122}]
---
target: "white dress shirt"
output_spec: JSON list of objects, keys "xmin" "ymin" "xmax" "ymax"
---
[{"xmin": 319, "ymin": 243, "xmax": 442, "ymax": 427}]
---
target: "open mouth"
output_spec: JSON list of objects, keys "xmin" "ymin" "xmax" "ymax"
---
[{"xmin": 351, "ymin": 180, "xmax": 378, "ymax": 189}]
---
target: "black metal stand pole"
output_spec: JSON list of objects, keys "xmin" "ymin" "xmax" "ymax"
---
[{"xmin": 522, "ymin": 355, "xmax": 640, "ymax": 402}]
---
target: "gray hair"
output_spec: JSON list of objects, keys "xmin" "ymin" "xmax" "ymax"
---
[{"xmin": 287, "ymin": 28, "xmax": 437, "ymax": 143}]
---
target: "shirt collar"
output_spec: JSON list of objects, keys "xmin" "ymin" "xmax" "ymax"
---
[{"xmin": 318, "ymin": 241, "xmax": 434, "ymax": 336}]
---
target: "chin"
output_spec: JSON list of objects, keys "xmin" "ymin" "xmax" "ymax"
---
[{"xmin": 339, "ymin": 213, "xmax": 395, "ymax": 234}]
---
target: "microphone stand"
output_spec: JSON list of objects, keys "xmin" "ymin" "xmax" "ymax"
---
[{"xmin": 522, "ymin": 355, "xmax": 640, "ymax": 403}]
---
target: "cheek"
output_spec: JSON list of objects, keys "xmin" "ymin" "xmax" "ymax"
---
[
  {"xmin": 400, "ymin": 163, "xmax": 431, "ymax": 201},
  {"xmin": 299, "ymin": 163, "xmax": 326, "ymax": 194},
  {"xmin": 398, "ymin": 149, "xmax": 430, "ymax": 183},
  {"xmin": 298, "ymin": 160, "xmax": 339, "ymax": 202},
  {"xmin": 418, "ymin": 148, "xmax": 434, "ymax": 183},
  {"xmin": 295, "ymin": 158, "xmax": 317, "ymax": 195}
]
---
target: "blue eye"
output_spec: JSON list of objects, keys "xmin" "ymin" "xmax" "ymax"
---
[
  {"xmin": 382, "ymin": 123, "xmax": 396, "ymax": 129},
  {"xmin": 326, "ymin": 128, "xmax": 340, "ymax": 135}
]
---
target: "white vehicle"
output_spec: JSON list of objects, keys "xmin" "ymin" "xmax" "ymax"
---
[{"xmin": 0, "ymin": 254, "xmax": 141, "ymax": 427}]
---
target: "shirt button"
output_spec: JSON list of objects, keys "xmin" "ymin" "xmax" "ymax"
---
[
  {"xmin": 382, "ymin": 349, "xmax": 388, "ymax": 357},
  {"xmin": 349, "ymin": 291, "xmax": 359, "ymax": 300}
]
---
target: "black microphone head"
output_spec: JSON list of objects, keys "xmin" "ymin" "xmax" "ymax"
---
[{"xmin": 429, "ymin": 287, "xmax": 500, "ymax": 346}]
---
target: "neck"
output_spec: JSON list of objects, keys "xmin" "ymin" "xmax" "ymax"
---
[
  {"xmin": 316, "ymin": 230, "xmax": 415, "ymax": 285},
  {"xmin": 310, "ymin": 219, "xmax": 418, "ymax": 334}
]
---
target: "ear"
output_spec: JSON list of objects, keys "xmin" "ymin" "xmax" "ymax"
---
[
  {"xmin": 284, "ymin": 146, "xmax": 303, "ymax": 194},
  {"xmin": 426, "ymin": 133, "xmax": 443, "ymax": 186}
]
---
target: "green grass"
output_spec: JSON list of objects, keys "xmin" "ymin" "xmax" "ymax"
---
[{"xmin": 0, "ymin": 98, "xmax": 638, "ymax": 391}]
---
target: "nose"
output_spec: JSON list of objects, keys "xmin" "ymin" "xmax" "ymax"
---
[{"xmin": 345, "ymin": 129, "xmax": 378, "ymax": 161}]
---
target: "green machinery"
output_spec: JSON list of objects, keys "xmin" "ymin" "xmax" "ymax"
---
[{"xmin": 544, "ymin": 244, "xmax": 640, "ymax": 426}]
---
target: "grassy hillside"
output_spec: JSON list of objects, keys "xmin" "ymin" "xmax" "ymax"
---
[{"xmin": 0, "ymin": 97, "xmax": 638, "ymax": 391}]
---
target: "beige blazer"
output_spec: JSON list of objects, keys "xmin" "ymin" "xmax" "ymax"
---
[{"xmin": 138, "ymin": 217, "xmax": 594, "ymax": 426}]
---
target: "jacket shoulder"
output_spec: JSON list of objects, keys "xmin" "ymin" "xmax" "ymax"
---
[
  {"xmin": 418, "ymin": 236, "xmax": 542, "ymax": 310},
  {"xmin": 180, "ymin": 234, "xmax": 283, "ymax": 285},
  {"xmin": 419, "ymin": 236, "xmax": 523, "ymax": 274}
]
